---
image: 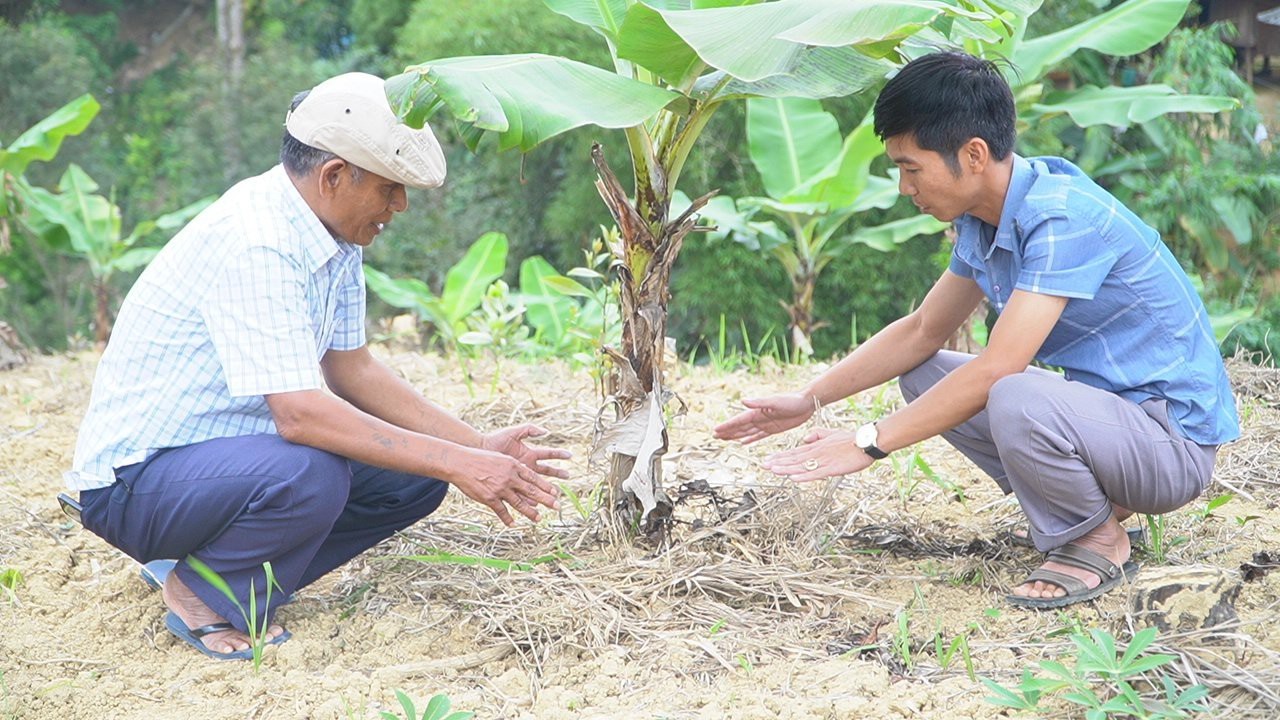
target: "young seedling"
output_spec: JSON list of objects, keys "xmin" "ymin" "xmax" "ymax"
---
[
  {"xmin": 381, "ymin": 690, "xmax": 474, "ymax": 720},
  {"xmin": 982, "ymin": 626, "xmax": 1209, "ymax": 719},
  {"xmin": 1142, "ymin": 514, "xmax": 1188, "ymax": 564},
  {"xmin": 0, "ymin": 568, "xmax": 22, "ymax": 604},
  {"xmin": 891, "ymin": 452, "xmax": 963, "ymax": 506},
  {"xmin": 402, "ymin": 549, "xmax": 568, "ymax": 573},
  {"xmin": 557, "ymin": 480, "xmax": 606, "ymax": 523},
  {"xmin": 186, "ymin": 557, "xmax": 283, "ymax": 670},
  {"xmin": 890, "ymin": 451, "xmax": 925, "ymax": 507},
  {"xmin": 1191, "ymin": 493, "xmax": 1233, "ymax": 522},
  {"xmin": 1235, "ymin": 514, "xmax": 1263, "ymax": 528},
  {"xmin": 891, "ymin": 607, "xmax": 915, "ymax": 671},
  {"xmin": 934, "ymin": 627, "xmax": 975, "ymax": 680}
]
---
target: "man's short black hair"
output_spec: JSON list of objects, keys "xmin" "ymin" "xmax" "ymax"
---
[
  {"xmin": 279, "ymin": 89, "xmax": 361, "ymax": 182},
  {"xmin": 873, "ymin": 51, "xmax": 1016, "ymax": 174}
]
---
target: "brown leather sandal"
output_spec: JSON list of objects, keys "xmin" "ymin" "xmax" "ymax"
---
[{"xmin": 1006, "ymin": 543, "xmax": 1139, "ymax": 610}]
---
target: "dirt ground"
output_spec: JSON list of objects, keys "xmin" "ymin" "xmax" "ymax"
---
[{"xmin": 2, "ymin": 347, "xmax": 1279, "ymax": 719}]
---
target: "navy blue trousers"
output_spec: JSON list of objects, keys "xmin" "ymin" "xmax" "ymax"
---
[{"xmin": 79, "ymin": 434, "xmax": 448, "ymax": 633}]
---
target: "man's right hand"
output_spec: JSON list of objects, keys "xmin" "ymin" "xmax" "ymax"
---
[
  {"xmin": 713, "ymin": 393, "xmax": 818, "ymax": 445},
  {"xmin": 448, "ymin": 448, "xmax": 560, "ymax": 527}
]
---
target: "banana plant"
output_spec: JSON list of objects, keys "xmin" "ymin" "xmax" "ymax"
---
[
  {"xmin": 938, "ymin": 0, "xmax": 1239, "ymax": 130},
  {"xmin": 366, "ymin": 231, "xmax": 609, "ymax": 361},
  {"xmin": 703, "ymin": 99, "xmax": 947, "ymax": 359},
  {"xmin": 365, "ymin": 231, "xmax": 510, "ymax": 351},
  {"xmin": 13, "ymin": 165, "xmax": 213, "ymax": 346},
  {"xmin": 385, "ymin": 0, "xmax": 1034, "ymax": 535},
  {"xmin": 0, "ymin": 94, "xmax": 100, "ymax": 252}
]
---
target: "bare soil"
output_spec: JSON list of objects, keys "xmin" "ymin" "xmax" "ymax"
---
[{"xmin": 2, "ymin": 348, "xmax": 1279, "ymax": 719}]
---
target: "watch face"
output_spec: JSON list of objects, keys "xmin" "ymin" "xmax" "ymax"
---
[{"xmin": 856, "ymin": 423, "xmax": 877, "ymax": 448}]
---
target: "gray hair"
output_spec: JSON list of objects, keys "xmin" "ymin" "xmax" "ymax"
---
[{"xmin": 280, "ymin": 89, "xmax": 363, "ymax": 182}]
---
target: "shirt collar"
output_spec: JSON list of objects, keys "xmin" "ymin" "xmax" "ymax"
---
[
  {"xmin": 958, "ymin": 154, "xmax": 1035, "ymax": 259},
  {"xmin": 988, "ymin": 154, "xmax": 1036, "ymax": 255},
  {"xmin": 270, "ymin": 165, "xmax": 346, "ymax": 273}
]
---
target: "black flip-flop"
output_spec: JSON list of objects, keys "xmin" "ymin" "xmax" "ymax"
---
[
  {"xmin": 1007, "ymin": 543, "xmax": 1139, "ymax": 610},
  {"xmin": 164, "ymin": 611, "xmax": 291, "ymax": 661}
]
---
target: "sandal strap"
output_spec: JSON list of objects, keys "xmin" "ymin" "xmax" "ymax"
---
[
  {"xmin": 1045, "ymin": 543, "xmax": 1120, "ymax": 579},
  {"xmin": 1022, "ymin": 567, "xmax": 1090, "ymax": 595},
  {"xmin": 188, "ymin": 622, "xmax": 237, "ymax": 638}
]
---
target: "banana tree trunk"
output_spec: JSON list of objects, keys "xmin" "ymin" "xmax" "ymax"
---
[
  {"xmin": 784, "ymin": 259, "xmax": 818, "ymax": 360},
  {"xmin": 0, "ymin": 320, "xmax": 28, "ymax": 371},
  {"xmin": 591, "ymin": 143, "xmax": 713, "ymax": 538},
  {"xmin": 93, "ymin": 279, "xmax": 111, "ymax": 349}
]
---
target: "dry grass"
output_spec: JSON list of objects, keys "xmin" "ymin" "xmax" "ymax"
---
[
  {"xmin": 296, "ymin": 355, "xmax": 1280, "ymax": 717},
  {"xmin": 6, "ymin": 350, "xmax": 1280, "ymax": 718}
]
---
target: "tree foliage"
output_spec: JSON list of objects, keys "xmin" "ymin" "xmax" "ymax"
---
[{"xmin": 0, "ymin": 0, "xmax": 1272, "ymax": 365}]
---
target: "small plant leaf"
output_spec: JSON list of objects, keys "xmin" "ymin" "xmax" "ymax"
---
[
  {"xmin": 422, "ymin": 693, "xmax": 451, "ymax": 720},
  {"xmin": 185, "ymin": 557, "xmax": 243, "ymax": 612},
  {"xmin": 393, "ymin": 689, "xmax": 417, "ymax": 720},
  {"xmin": 1206, "ymin": 493, "xmax": 1234, "ymax": 511},
  {"xmin": 979, "ymin": 676, "xmax": 1037, "ymax": 710},
  {"xmin": 1118, "ymin": 653, "xmax": 1178, "ymax": 677}
]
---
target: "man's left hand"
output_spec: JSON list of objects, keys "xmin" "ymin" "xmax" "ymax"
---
[
  {"xmin": 482, "ymin": 424, "xmax": 572, "ymax": 479},
  {"xmin": 763, "ymin": 428, "xmax": 874, "ymax": 482}
]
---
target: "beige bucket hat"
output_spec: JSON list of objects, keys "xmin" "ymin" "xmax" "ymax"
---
[{"xmin": 285, "ymin": 72, "xmax": 446, "ymax": 189}]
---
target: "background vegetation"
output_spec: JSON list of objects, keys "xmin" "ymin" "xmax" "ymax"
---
[{"xmin": 0, "ymin": 0, "xmax": 1275, "ymax": 362}]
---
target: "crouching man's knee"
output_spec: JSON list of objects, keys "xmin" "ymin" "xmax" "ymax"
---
[
  {"xmin": 274, "ymin": 446, "xmax": 352, "ymax": 531},
  {"xmin": 986, "ymin": 373, "xmax": 1046, "ymax": 426}
]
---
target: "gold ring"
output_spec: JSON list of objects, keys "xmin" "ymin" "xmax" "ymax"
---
[{"xmin": 803, "ymin": 458, "xmax": 820, "ymax": 471}]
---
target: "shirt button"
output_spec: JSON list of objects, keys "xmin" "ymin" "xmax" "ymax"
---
[{"xmin": 994, "ymin": 285, "xmax": 1001, "ymax": 292}]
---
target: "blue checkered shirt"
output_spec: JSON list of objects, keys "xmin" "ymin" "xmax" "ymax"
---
[
  {"xmin": 66, "ymin": 165, "xmax": 366, "ymax": 491},
  {"xmin": 949, "ymin": 155, "xmax": 1239, "ymax": 446}
]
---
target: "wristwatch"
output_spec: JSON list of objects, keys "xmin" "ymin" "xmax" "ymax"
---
[{"xmin": 855, "ymin": 422, "xmax": 888, "ymax": 460}]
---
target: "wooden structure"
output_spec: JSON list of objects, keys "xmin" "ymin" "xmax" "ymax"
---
[{"xmin": 1205, "ymin": 1, "xmax": 1280, "ymax": 81}]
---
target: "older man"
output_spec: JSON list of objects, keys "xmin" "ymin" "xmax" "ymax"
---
[{"xmin": 66, "ymin": 73, "xmax": 566, "ymax": 659}]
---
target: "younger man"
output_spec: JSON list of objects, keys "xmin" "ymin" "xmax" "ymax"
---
[{"xmin": 715, "ymin": 52, "xmax": 1238, "ymax": 608}]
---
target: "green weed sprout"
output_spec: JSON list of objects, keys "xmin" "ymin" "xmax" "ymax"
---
[
  {"xmin": 381, "ymin": 690, "xmax": 474, "ymax": 720},
  {"xmin": 186, "ymin": 557, "xmax": 283, "ymax": 670},
  {"xmin": 982, "ymin": 627, "xmax": 1209, "ymax": 719},
  {"xmin": 0, "ymin": 568, "xmax": 22, "ymax": 604},
  {"xmin": 558, "ymin": 480, "xmax": 606, "ymax": 522},
  {"xmin": 1235, "ymin": 514, "xmax": 1263, "ymax": 528},
  {"xmin": 934, "ymin": 621, "xmax": 975, "ymax": 680},
  {"xmin": 402, "ymin": 549, "xmax": 568, "ymax": 572},
  {"xmin": 1192, "ymin": 493, "xmax": 1234, "ymax": 522},
  {"xmin": 1142, "ymin": 514, "xmax": 1188, "ymax": 564},
  {"xmin": 890, "ymin": 451, "xmax": 965, "ymax": 507}
]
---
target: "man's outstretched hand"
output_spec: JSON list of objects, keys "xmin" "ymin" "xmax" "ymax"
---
[
  {"xmin": 714, "ymin": 393, "xmax": 817, "ymax": 445},
  {"xmin": 482, "ymin": 424, "xmax": 571, "ymax": 479},
  {"xmin": 761, "ymin": 427, "xmax": 874, "ymax": 482},
  {"xmin": 449, "ymin": 448, "xmax": 560, "ymax": 527},
  {"xmin": 440, "ymin": 424, "xmax": 568, "ymax": 528}
]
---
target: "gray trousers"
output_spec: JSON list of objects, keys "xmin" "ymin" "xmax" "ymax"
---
[{"xmin": 899, "ymin": 351, "xmax": 1218, "ymax": 551}]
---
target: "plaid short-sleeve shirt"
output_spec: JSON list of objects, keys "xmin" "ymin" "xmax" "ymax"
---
[
  {"xmin": 66, "ymin": 165, "xmax": 366, "ymax": 491},
  {"xmin": 948, "ymin": 155, "xmax": 1239, "ymax": 446}
]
